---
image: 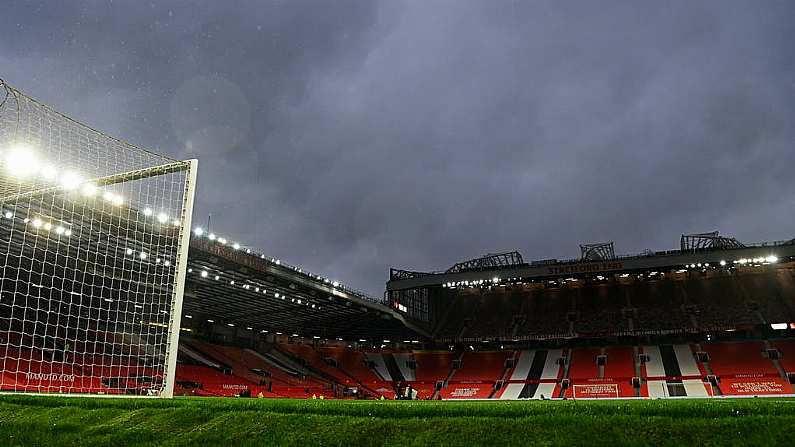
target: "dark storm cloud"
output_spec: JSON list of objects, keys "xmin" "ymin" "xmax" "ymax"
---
[{"xmin": 2, "ymin": 1, "xmax": 794, "ymax": 295}]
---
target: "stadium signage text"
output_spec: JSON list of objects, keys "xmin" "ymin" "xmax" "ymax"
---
[
  {"xmin": 725, "ymin": 379, "xmax": 789, "ymax": 395},
  {"xmin": 26, "ymin": 372, "xmax": 75, "ymax": 382},
  {"xmin": 449, "ymin": 387, "xmax": 483, "ymax": 398},
  {"xmin": 547, "ymin": 261, "xmax": 624, "ymax": 276},
  {"xmin": 572, "ymin": 383, "xmax": 619, "ymax": 399}
]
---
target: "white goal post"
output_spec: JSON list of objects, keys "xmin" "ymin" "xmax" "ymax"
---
[{"xmin": 0, "ymin": 79, "xmax": 197, "ymax": 397}]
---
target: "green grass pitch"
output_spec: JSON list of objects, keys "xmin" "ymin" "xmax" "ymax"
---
[{"xmin": 0, "ymin": 396, "xmax": 793, "ymax": 446}]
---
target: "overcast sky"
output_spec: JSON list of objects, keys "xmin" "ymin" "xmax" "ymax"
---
[{"xmin": 2, "ymin": 1, "xmax": 794, "ymax": 296}]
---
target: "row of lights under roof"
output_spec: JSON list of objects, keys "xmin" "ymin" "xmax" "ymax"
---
[
  {"xmin": 3, "ymin": 207, "xmax": 73, "ymax": 236},
  {"xmin": 3, "ymin": 145, "xmax": 126, "ymax": 206},
  {"xmin": 440, "ymin": 255, "xmax": 781, "ymax": 289},
  {"xmin": 123, "ymin": 247, "xmax": 173, "ymax": 266},
  {"xmin": 442, "ymin": 277, "xmax": 502, "ymax": 288},
  {"xmin": 192, "ymin": 226, "xmax": 343, "ymax": 288},
  {"xmin": 142, "ymin": 207, "xmax": 181, "ymax": 227},
  {"xmin": 4, "ymin": 208, "xmax": 178, "ymax": 268},
  {"xmin": 187, "ymin": 267, "xmax": 322, "ymax": 310},
  {"xmin": 179, "ymin": 316, "xmax": 422, "ymax": 344},
  {"xmin": 4, "ymin": 209, "xmax": 82, "ymax": 242}
]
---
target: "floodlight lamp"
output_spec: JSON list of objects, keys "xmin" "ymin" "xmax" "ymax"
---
[
  {"xmin": 4, "ymin": 146, "xmax": 38, "ymax": 178},
  {"xmin": 81, "ymin": 183, "xmax": 97, "ymax": 197},
  {"xmin": 40, "ymin": 164, "xmax": 58, "ymax": 181},
  {"xmin": 60, "ymin": 171, "xmax": 82, "ymax": 190}
]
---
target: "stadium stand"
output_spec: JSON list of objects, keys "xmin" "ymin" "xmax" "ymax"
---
[
  {"xmin": 603, "ymin": 346, "xmax": 636, "ymax": 380},
  {"xmin": 773, "ymin": 339, "xmax": 795, "ymax": 373},
  {"xmin": 413, "ymin": 351, "xmax": 454, "ymax": 382},
  {"xmin": 452, "ymin": 351, "xmax": 512, "ymax": 382},
  {"xmin": 702, "ymin": 341, "xmax": 778, "ymax": 377}
]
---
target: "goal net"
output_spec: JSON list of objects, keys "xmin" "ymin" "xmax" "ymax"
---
[{"xmin": 0, "ymin": 79, "xmax": 196, "ymax": 397}]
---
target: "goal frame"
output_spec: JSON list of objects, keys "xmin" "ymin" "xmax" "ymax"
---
[
  {"xmin": 161, "ymin": 158, "xmax": 197, "ymax": 398},
  {"xmin": 0, "ymin": 158, "xmax": 198, "ymax": 399}
]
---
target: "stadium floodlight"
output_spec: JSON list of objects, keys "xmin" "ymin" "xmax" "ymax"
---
[
  {"xmin": 4, "ymin": 145, "xmax": 38, "ymax": 178},
  {"xmin": 81, "ymin": 183, "xmax": 97, "ymax": 197},
  {"xmin": 157, "ymin": 212, "xmax": 168, "ymax": 223},
  {"xmin": 232, "ymin": 243, "xmax": 240, "ymax": 250},
  {"xmin": 193, "ymin": 227, "xmax": 204, "ymax": 236},
  {"xmin": 200, "ymin": 270, "xmax": 208, "ymax": 278},
  {"xmin": 766, "ymin": 255, "xmax": 778, "ymax": 263},
  {"xmin": 0, "ymin": 80, "xmax": 197, "ymax": 398},
  {"xmin": 720, "ymin": 260, "xmax": 727, "ymax": 266},
  {"xmin": 208, "ymin": 233, "xmax": 216, "ymax": 240},
  {"xmin": 60, "ymin": 171, "xmax": 82, "ymax": 190},
  {"xmin": 143, "ymin": 207, "xmax": 153, "ymax": 216},
  {"xmin": 40, "ymin": 164, "xmax": 57, "ymax": 181}
]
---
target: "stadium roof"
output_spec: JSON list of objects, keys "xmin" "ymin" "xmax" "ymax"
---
[
  {"xmin": 388, "ymin": 234, "xmax": 795, "ymax": 291},
  {"xmin": 182, "ymin": 238, "xmax": 429, "ymax": 342}
]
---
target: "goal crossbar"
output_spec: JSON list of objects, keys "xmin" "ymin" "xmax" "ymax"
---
[{"xmin": 0, "ymin": 160, "xmax": 191, "ymax": 204}]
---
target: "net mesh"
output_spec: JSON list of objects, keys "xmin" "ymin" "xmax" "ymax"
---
[{"xmin": 0, "ymin": 80, "xmax": 194, "ymax": 396}]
